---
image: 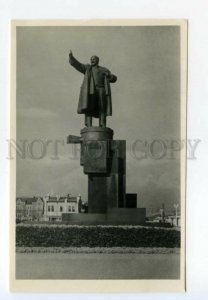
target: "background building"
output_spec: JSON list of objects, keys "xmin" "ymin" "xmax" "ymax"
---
[
  {"xmin": 16, "ymin": 197, "xmax": 44, "ymax": 222},
  {"xmin": 42, "ymin": 194, "xmax": 82, "ymax": 222},
  {"xmin": 16, "ymin": 194, "xmax": 83, "ymax": 222}
]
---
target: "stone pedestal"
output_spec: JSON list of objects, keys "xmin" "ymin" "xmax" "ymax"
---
[
  {"xmin": 79, "ymin": 127, "xmax": 125, "ymax": 214},
  {"xmin": 81, "ymin": 126, "xmax": 113, "ymax": 141},
  {"xmin": 67, "ymin": 126, "xmax": 146, "ymax": 222}
]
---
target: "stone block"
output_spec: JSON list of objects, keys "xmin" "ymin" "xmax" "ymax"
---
[
  {"xmin": 62, "ymin": 213, "xmax": 107, "ymax": 225},
  {"xmin": 126, "ymin": 193, "xmax": 137, "ymax": 208},
  {"xmin": 83, "ymin": 140, "xmax": 109, "ymax": 174},
  {"xmin": 88, "ymin": 140, "xmax": 126, "ymax": 213},
  {"xmin": 107, "ymin": 208, "xmax": 146, "ymax": 224}
]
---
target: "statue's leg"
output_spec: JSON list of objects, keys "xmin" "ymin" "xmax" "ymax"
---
[
  {"xmin": 98, "ymin": 88, "xmax": 107, "ymax": 127},
  {"xmin": 99, "ymin": 113, "xmax": 106, "ymax": 127},
  {"xmin": 85, "ymin": 114, "xmax": 92, "ymax": 127}
]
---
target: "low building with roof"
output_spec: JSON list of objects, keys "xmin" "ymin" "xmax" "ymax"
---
[{"xmin": 42, "ymin": 194, "xmax": 82, "ymax": 222}]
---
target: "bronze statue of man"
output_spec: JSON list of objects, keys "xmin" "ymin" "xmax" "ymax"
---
[{"xmin": 69, "ymin": 50, "xmax": 117, "ymax": 127}]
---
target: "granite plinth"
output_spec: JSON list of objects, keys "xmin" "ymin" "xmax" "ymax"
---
[
  {"xmin": 62, "ymin": 213, "xmax": 107, "ymax": 225},
  {"xmin": 80, "ymin": 126, "xmax": 113, "ymax": 141},
  {"xmin": 67, "ymin": 126, "xmax": 145, "ymax": 221},
  {"xmin": 126, "ymin": 193, "xmax": 137, "ymax": 208},
  {"xmin": 88, "ymin": 140, "xmax": 126, "ymax": 213},
  {"xmin": 62, "ymin": 208, "xmax": 146, "ymax": 225},
  {"xmin": 107, "ymin": 208, "xmax": 146, "ymax": 225}
]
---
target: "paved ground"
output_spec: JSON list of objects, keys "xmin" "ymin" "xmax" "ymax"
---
[{"xmin": 16, "ymin": 252, "xmax": 180, "ymax": 279}]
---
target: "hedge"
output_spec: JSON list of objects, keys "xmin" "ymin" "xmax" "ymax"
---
[{"xmin": 16, "ymin": 226, "xmax": 180, "ymax": 248}]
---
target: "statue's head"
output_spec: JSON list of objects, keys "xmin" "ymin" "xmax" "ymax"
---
[{"xmin": 90, "ymin": 55, "xmax": 99, "ymax": 66}]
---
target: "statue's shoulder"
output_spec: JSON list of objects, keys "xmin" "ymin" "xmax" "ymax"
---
[
  {"xmin": 83, "ymin": 64, "xmax": 91, "ymax": 72},
  {"xmin": 99, "ymin": 66, "xmax": 109, "ymax": 72}
]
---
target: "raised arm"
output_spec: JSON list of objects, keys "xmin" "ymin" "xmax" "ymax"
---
[{"xmin": 69, "ymin": 50, "xmax": 87, "ymax": 74}]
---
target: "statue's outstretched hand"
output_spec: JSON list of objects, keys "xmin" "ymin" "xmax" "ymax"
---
[{"xmin": 69, "ymin": 50, "xmax": 73, "ymax": 57}]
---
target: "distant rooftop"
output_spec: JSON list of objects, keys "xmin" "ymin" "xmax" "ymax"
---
[{"xmin": 17, "ymin": 195, "xmax": 80, "ymax": 204}]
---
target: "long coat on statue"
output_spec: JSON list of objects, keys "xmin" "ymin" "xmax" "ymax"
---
[{"xmin": 69, "ymin": 54, "xmax": 117, "ymax": 117}]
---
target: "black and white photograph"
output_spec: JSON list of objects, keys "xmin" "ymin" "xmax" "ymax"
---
[{"xmin": 10, "ymin": 20, "xmax": 187, "ymax": 292}]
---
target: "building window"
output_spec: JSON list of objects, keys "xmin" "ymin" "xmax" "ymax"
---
[
  {"xmin": 52, "ymin": 206, "xmax": 54, "ymax": 212},
  {"xmin": 48, "ymin": 206, "xmax": 50, "ymax": 212},
  {"xmin": 72, "ymin": 206, "xmax": 75, "ymax": 212},
  {"xmin": 68, "ymin": 205, "xmax": 71, "ymax": 212},
  {"xmin": 60, "ymin": 206, "xmax": 63, "ymax": 212}
]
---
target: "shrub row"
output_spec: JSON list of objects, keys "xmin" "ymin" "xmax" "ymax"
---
[{"xmin": 16, "ymin": 226, "xmax": 180, "ymax": 248}]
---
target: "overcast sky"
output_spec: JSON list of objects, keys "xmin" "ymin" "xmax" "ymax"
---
[{"xmin": 16, "ymin": 25, "xmax": 181, "ymax": 212}]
